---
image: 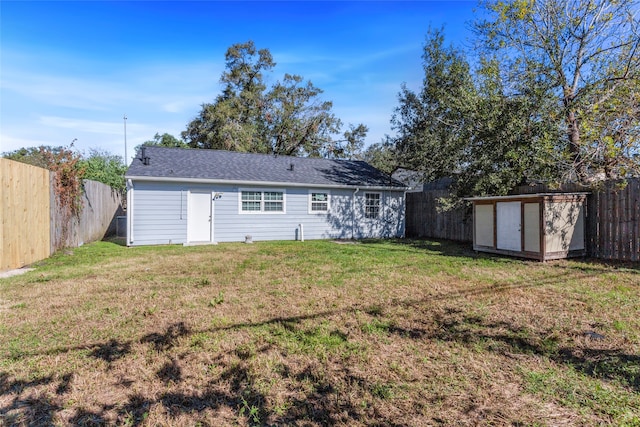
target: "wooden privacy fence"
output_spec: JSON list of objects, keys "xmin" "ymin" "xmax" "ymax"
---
[
  {"xmin": 406, "ymin": 178, "xmax": 640, "ymax": 262},
  {"xmin": 50, "ymin": 179, "xmax": 124, "ymax": 252},
  {"xmin": 1, "ymin": 159, "xmax": 51, "ymax": 271},
  {"xmin": 1, "ymin": 159, "xmax": 123, "ymax": 271},
  {"xmin": 405, "ymin": 190, "xmax": 473, "ymax": 242}
]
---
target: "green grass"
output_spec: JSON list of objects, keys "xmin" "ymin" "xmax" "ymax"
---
[{"xmin": 1, "ymin": 239, "xmax": 639, "ymax": 426}]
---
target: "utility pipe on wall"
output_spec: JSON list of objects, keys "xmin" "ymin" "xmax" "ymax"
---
[{"xmin": 298, "ymin": 223, "xmax": 304, "ymax": 242}]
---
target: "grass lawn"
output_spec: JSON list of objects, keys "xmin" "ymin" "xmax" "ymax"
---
[{"xmin": 1, "ymin": 238, "xmax": 639, "ymax": 426}]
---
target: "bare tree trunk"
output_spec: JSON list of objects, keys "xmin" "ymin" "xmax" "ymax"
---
[{"xmin": 567, "ymin": 110, "xmax": 584, "ymax": 181}]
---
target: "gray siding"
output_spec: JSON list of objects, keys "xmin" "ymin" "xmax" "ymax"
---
[{"xmin": 128, "ymin": 181, "xmax": 405, "ymax": 246}]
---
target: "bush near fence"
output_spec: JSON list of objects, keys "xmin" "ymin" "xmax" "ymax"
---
[
  {"xmin": 406, "ymin": 178, "xmax": 640, "ymax": 262},
  {"xmin": 1, "ymin": 158, "xmax": 123, "ymax": 271}
]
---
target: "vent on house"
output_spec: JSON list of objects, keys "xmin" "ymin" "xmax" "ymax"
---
[
  {"xmin": 288, "ymin": 163, "xmax": 294, "ymax": 171},
  {"xmin": 140, "ymin": 147, "xmax": 150, "ymax": 165}
]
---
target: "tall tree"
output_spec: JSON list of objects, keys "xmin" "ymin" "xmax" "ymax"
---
[
  {"xmin": 476, "ymin": 0, "xmax": 640, "ymax": 181},
  {"xmin": 182, "ymin": 41, "xmax": 367, "ymax": 158},
  {"xmin": 183, "ymin": 41, "xmax": 274, "ymax": 152},
  {"xmin": 390, "ymin": 30, "xmax": 559, "ymax": 202}
]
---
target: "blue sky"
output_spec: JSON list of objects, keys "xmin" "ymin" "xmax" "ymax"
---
[{"xmin": 1, "ymin": 1, "xmax": 478, "ymax": 163}]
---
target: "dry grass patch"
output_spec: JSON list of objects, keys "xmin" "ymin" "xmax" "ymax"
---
[{"xmin": 1, "ymin": 239, "xmax": 639, "ymax": 426}]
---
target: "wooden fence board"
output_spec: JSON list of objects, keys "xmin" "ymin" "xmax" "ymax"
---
[{"xmin": 1, "ymin": 159, "xmax": 51, "ymax": 270}]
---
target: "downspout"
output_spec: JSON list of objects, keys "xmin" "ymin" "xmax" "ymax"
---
[
  {"xmin": 352, "ymin": 187, "xmax": 360, "ymax": 239},
  {"xmin": 127, "ymin": 179, "xmax": 134, "ymax": 245},
  {"xmin": 402, "ymin": 189, "xmax": 407, "ymax": 238}
]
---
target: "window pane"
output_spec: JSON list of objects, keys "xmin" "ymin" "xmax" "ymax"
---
[
  {"xmin": 264, "ymin": 201, "xmax": 283, "ymax": 211},
  {"xmin": 242, "ymin": 191, "xmax": 261, "ymax": 201},
  {"xmin": 264, "ymin": 192, "xmax": 283, "ymax": 201},
  {"xmin": 312, "ymin": 193, "xmax": 327, "ymax": 202},
  {"xmin": 242, "ymin": 201, "xmax": 261, "ymax": 211}
]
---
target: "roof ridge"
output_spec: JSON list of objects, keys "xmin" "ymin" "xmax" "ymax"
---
[{"xmin": 141, "ymin": 146, "xmax": 367, "ymax": 164}]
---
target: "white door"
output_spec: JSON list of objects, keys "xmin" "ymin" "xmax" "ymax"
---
[
  {"xmin": 188, "ymin": 191, "xmax": 212, "ymax": 242},
  {"xmin": 496, "ymin": 202, "xmax": 521, "ymax": 251}
]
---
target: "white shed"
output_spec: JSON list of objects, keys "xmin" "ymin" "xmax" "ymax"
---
[{"xmin": 467, "ymin": 193, "xmax": 588, "ymax": 261}]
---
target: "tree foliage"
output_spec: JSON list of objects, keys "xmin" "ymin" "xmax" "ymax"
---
[
  {"xmin": 183, "ymin": 41, "xmax": 367, "ymax": 158},
  {"xmin": 80, "ymin": 149, "xmax": 127, "ymax": 192},
  {"xmin": 476, "ymin": 0, "xmax": 640, "ymax": 181},
  {"xmin": 390, "ymin": 30, "xmax": 559, "ymax": 202},
  {"xmin": 140, "ymin": 133, "xmax": 187, "ymax": 149},
  {"xmin": 3, "ymin": 146, "xmax": 65, "ymax": 169},
  {"xmin": 388, "ymin": 0, "xmax": 639, "ymax": 203}
]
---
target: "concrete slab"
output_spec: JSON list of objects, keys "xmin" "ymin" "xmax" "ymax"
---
[{"xmin": 0, "ymin": 268, "xmax": 35, "ymax": 279}]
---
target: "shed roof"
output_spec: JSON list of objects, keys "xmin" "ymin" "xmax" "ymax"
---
[
  {"xmin": 465, "ymin": 192, "xmax": 589, "ymax": 201},
  {"xmin": 125, "ymin": 147, "xmax": 406, "ymax": 190}
]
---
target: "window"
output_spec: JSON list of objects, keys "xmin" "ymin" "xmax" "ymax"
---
[
  {"xmin": 240, "ymin": 190, "xmax": 285, "ymax": 213},
  {"xmin": 241, "ymin": 191, "xmax": 262, "ymax": 211},
  {"xmin": 263, "ymin": 192, "xmax": 284, "ymax": 211},
  {"xmin": 365, "ymin": 192, "xmax": 381, "ymax": 219},
  {"xmin": 309, "ymin": 192, "xmax": 329, "ymax": 213}
]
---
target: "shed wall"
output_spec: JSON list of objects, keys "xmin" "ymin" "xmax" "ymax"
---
[
  {"xmin": 544, "ymin": 201, "xmax": 585, "ymax": 253},
  {"xmin": 523, "ymin": 203, "xmax": 540, "ymax": 253},
  {"xmin": 474, "ymin": 204, "xmax": 493, "ymax": 247}
]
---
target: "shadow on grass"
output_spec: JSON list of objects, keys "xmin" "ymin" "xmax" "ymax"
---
[
  {"xmin": 2, "ymin": 264, "xmax": 638, "ymax": 425},
  {"xmin": 425, "ymin": 307, "xmax": 640, "ymax": 391}
]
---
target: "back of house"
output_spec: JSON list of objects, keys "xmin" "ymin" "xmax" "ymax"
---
[{"xmin": 124, "ymin": 147, "xmax": 407, "ymax": 246}]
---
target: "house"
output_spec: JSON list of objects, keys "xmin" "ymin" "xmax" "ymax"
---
[
  {"xmin": 466, "ymin": 193, "xmax": 588, "ymax": 261},
  {"xmin": 124, "ymin": 147, "xmax": 407, "ymax": 246}
]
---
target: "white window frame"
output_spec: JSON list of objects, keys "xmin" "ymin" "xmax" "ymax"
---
[
  {"xmin": 308, "ymin": 190, "xmax": 330, "ymax": 214},
  {"xmin": 238, "ymin": 188, "xmax": 286, "ymax": 214},
  {"xmin": 364, "ymin": 192, "xmax": 382, "ymax": 220}
]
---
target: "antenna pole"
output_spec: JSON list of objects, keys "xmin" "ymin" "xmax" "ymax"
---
[{"xmin": 123, "ymin": 114, "xmax": 128, "ymax": 164}]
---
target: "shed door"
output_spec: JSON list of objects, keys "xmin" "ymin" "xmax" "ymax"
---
[
  {"xmin": 188, "ymin": 191, "xmax": 212, "ymax": 242},
  {"xmin": 496, "ymin": 202, "xmax": 521, "ymax": 252}
]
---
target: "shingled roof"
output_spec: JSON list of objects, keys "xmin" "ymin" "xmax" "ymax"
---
[{"xmin": 126, "ymin": 147, "xmax": 406, "ymax": 190}]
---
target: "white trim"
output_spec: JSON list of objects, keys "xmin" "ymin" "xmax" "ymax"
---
[
  {"xmin": 127, "ymin": 179, "xmax": 134, "ymax": 245},
  {"xmin": 125, "ymin": 175, "xmax": 407, "ymax": 192},
  {"xmin": 238, "ymin": 187, "xmax": 287, "ymax": 214},
  {"xmin": 308, "ymin": 190, "xmax": 331, "ymax": 214}
]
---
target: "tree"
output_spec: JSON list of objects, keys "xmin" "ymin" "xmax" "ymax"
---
[
  {"xmin": 80, "ymin": 149, "xmax": 127, "ymax": 192},
  {"xmin": 182, "ymin": 41, "xmax": 367, "ymax": 158},
  {"xmin": 140, "ymin": 133, "xmax": 186, "ymax": 149},
  {"xmin": 362, "ymin": 137, "xmax": 398, "ymax": 175},
  {"xmin": 389, "ymin": 30, "xmax": 559, "ymax": 203},
  {"xmin": 3, "ymin": 146, "xmax": 64, "ymax": 169},
  {"xmin": 476, "ymin": 0, "xmax": 640, "ymax": 181}
]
